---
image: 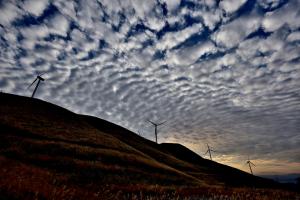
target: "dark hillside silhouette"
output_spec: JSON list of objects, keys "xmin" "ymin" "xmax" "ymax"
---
[{"xmin": 0, "ymin": 92, "xmax": 296, "ymax": 199}]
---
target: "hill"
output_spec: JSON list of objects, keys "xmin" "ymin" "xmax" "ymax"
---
[
  {"xmin": 82, "ymin": 115, "xmax": 277, "ymax": 187},
  {"xmin": 0, "ymin": 93, "xmax": 297, "ymax": 199}
]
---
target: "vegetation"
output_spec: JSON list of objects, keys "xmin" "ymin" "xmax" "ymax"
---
[{"xmin": 0, "ymin": 93, "xmax": 298, "ymax": 199}]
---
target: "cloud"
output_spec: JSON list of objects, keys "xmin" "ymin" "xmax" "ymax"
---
[
  {"xmin": 20, "ymin": 25, "xmax": 49, "ymax": 39},
  {"xmin": 0, "ymin": 1, "xmax": 22, "ymax": 26},
  {"xmin": 156, "ymin": 24, "xmax": 203, "ymax": 50},
  {"xmin": 257, "ymin": 0, "xmax": 285, "ymax": 11},
  {"xmin": 166, "ymin": 41, "xmax": 216, "ymax": 67},
  {"xmin": 47, "ymin": 13, "xmax": 70, "ymax": 37},
  {"xmin": 130, "ymin": 0, "xmax": 157, "ymax": 20},
  {"xmin": 0, "ymin": 0, "xmax": 299, "ymax": 175},
  {"xmin": 22, "ymin": 0, "xmax": 49, "ymax": 17},
  {"xmin": 213, "ymin": 14, "xmax": 261, "ymax": 48},
  {"xmin": 262, "ymin": 0, "xmax": 300, "ymax": 32},
  {"xmin": 287, "ymin": 31, "xmax": 300, "ymax": 42},
  {"xmin": 161, "ymin": 0, "xmax": 181, "ymax": 12},
  {"xmin": 219, "ymin": 0, "xmax": 247, "ymax": 14}
]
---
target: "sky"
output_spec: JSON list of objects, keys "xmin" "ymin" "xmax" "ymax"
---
[{"xmin": 0, "ymin": 0, "xmax": 299, "ymax": 175}]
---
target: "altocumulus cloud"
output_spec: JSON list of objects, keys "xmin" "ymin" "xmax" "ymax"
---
[{"xmin": 0, "ymin": 0, "xmax": 299, "ymax": 174}]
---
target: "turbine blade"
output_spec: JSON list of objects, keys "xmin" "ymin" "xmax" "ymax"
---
[
  {"xmin": 147, "ymin": 119, "xmax": 155, "ymax": 125},
  {"xmin": 250, "ymin": 162, "xmax": 256, "ymax": 166},
  {"xmin": 28, "ymin": 78, "xmax": 38, "ymax": 89},
  {"xmin": 157, "ymin": 121, "xmax": 166, "ymax": 126},
  {"xmin": 204, "ymin": 150, "xmax": 209, "ymax": 155}
]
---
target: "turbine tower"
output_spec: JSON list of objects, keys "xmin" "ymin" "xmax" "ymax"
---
[
  {"xmin": 204, "ymin": 143, "xmax": 215, "ymax": 160},
  {"xmin": 147, "ymin": 120, "xmax": 166, "ymax": 143},
  {"xmin": 28, "ymin": 74, "xmax": 45, "ymax": 98},
  {"xmin": 246, "ymin": 157, "xmax": 255, "ymax": 175}
]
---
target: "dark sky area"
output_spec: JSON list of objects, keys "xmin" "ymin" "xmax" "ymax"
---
[{"xmin": 0, "ymin": 0, "xmax": 299, "ymax": 174}]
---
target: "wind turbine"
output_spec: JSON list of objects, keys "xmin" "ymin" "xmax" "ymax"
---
[
  {"xmin": 28, "ymin": 73, "xmax": 45, "ymax": 98},
  {"xmin": 204, "ymin": 143, "xmax": 215, "ymax": 160},
  {"xmin": 246, "ymin": 157, "xmax": 255, "ymax": 175},
  {"xmin": 147, "ymin": 119, "xmax": 166, "ymax": 143},
  {"xmin": 137, "ymin": 130, "xmax": 142, "ymax": 136}
]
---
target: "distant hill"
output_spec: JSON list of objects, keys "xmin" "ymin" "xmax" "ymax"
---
[
  {"xmin": 0, "ymin": 93, "xmax": 296, "ymax": 199},
  {"xmin": 261, "ymin": 174, "xmax": 300, "ymax": 184}
]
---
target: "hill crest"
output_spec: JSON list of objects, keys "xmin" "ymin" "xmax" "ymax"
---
[{"xmin": 1, "ymin": 92, "xmax": 292, "ymax": 199}]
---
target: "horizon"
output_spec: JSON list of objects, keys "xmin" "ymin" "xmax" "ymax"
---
[{"xmin": 0, "ymin": 0, "xmax": 299, "ymax": 176}]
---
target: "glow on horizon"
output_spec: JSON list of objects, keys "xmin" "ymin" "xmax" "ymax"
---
[{"xmin": 162, "ymin": 138, "xmax": 300, "ymax": 175}]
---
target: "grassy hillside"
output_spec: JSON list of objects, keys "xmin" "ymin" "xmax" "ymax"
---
[
  {"xmin": 0, "ymin": 93, "xmax": 297, "ymax": 199},
  {"xmin": 82, "ymin": 115, "xmax": 278, "ymax": 187}
]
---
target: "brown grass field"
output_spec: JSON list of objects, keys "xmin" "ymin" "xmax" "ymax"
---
[{"xmin": 0, "ymin": 93, "xmax": 299, "ymax": 199}]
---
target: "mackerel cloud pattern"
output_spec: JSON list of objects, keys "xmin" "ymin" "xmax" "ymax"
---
[{"xmin": 0, "ymin": 0, "xmax": 299, "ymax": 173}]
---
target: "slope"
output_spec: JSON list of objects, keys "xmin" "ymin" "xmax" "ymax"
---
[
  {"xmin": 0, "ymin": 93, "xmax": 203, "ymax": 198},
  {"xmin": 0, "ymin": 92, "xmax": 286, "ymax": 199},
  {"xmin": 82, "ymin": 115, "xmax": 280, "ymax": 188}
]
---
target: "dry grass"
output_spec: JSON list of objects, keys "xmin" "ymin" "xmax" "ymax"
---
[
  {"xmin": 1, "ymin": 147, "xmax": 298, "ymax": 200},
  {"xmin": 0, "ymin": 131, "xmax": 198, "ymax": 186},
  {"xmin": 0, "ymin": 163, "xmax": 298, "ymax": 200},
  {"xmin": 0, "ymin": 93, "xmax": 298, "ymax": 200}
]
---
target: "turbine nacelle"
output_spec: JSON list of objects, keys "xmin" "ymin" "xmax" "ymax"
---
[
  {"xmin": 246, "ymin": 160, "xmax": 255, "ymax": 166},
  {"xmin": 37, "ymin": 75, "xmax": 45, "ymax": 81}
]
